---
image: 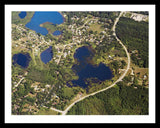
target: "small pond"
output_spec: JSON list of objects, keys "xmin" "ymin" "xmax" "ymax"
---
[
  {"xmin": 18, "ymin": 11, "xmax": 27, "ymax": 19},
  {"xmin": 40, "ymin": 46, "xmax": 53, "ymax": 64},
  {"xmin": 12, "ymin": 53, "xmax": 31, "ymax": 68},
  {"xmin": 52, "ymin": 30, "xmax": 62, "ymax": 36},
  {"xmin": 70, "ymin": 46, "xmax": 113, "ymax": 88}
]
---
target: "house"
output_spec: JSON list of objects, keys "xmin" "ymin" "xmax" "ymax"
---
[
  {"xmin": 55, "ymin": 59, "xmax": 58, "ymax": 63},
  {"xmin": 34, "ymin": 85, "xmax": 39, "ymax": 91},
  {"xmin": 13, "ymin": 82, "xmax": 17, "ymax": 85},
  {"xmin": 108, "ymin": 55, "xmax": 113, "ymax": 59},
  {"xmin": 35, "ymin": 49, "xmax": 38, "ymax": 52},
  {"xmin": 52, "ymin": 102, "xmax": 57, "ymax": 105},
  {"xmin": 134, "ymin": 87, "xmax": 137, "ymax": 89},
  {"xmin": 132, "ymin": 50, "xmax": 138, "ymax": 54},
  {"xmin": 18, "ymin": 75, "xmax": 23, "ymax": 78},
  {"xmin": 64, "ymin": 52, "xmax": 67, "ymax": 58},
  {"xmin": 143, "ymin": 75, "xmax": 147, "ymax": 80},
  {"xmin": 41, "ymin": 88, "xmax": 45, "ymax": 92},
  {"xmin": 45, "ymin": 84, "xmax": 51, "ymax": 88}
]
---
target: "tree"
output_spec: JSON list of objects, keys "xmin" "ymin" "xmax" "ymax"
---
[
  {"xmin": 133, "ymin": 76, "xmax": 138, "ymax": 85},
  {"xmin": 89, "ymin": 30, "xmax": 93, "ymax": 34},
  {"xmin": 110, "ymin": 60, "xmax": 120, "ymax": 74},
  {"xmin": 121, "ymin": 60, "xmax": 126, "ymax": 69}
]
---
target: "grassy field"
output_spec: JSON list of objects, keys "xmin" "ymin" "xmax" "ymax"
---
[
  {"xmin": 36, "ymin": 107, "xmax": 58, "ymax": 115},
  {"xmin": 88, "ymin": 23, "xmax": 103, "ymax": 33},
  {"xmin": 134, "ymin": 67, "xmax": 148, "ymax": 77},
  {"xmin": 62, "ymin": 87, "xmax": 74, "ymax": 98},
  {"xmin": 12, "ymin": 11, "xmax": 34, "ymax": 25}
]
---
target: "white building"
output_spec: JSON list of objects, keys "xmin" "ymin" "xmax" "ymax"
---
[
  {"xmin": 64, "ymin": 52, "xmax": 67, "ymax": 58},
  {"xmin": 45, "ymin": 84, "xmax": 51, "ymax": 88}
]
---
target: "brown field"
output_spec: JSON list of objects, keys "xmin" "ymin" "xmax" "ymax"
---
[{"xmin": 134, "ymin": 67, "xmax": 148, "ymax": 78}]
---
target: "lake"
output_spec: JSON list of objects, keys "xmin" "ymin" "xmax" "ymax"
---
[
  {"xmin": 25, "ymin": 11, "xmax": 64, "ymax": 35},
  {"xmin": 18, "ymin": 11, "xmax": 27, "ymax": 19},
  {"xmin": 40, "ymin": 46, "xmax": 53, "ymax": 64},
  {"xmin": 70, "ymin": 46, "xmax": 113, "ymax": 88},
  {"xmin": 12, "ymin": 53, "xmax": 31, "ymax": 68},
  {"xmin": 52, "ymin": 30, "xmax": 62, "ymax": 36}
]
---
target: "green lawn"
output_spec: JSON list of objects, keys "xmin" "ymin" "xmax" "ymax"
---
[
  {"xmin": 62, "ymin": 87, "xmax": 74, "ymax": 98},
  {"xmin": 36, "ymin": 107, "xmax": 59, "ymax": 115},
  {"xmin": 88, "ymin": 23, "xmax": 103, "ymax": 33}
]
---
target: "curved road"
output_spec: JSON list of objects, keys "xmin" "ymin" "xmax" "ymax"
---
[{"xmin": 51, "ymin": 11, "xmax": 130, "ymax": 115}]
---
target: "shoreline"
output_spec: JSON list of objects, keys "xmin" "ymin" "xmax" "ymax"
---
[{"xmin": 58, "ymin": 11, "xmax": 66, "ymax": 23}]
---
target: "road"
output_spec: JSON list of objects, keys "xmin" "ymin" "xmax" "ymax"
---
[
  {"xmin": 14, "ymin": 77, "xmax": 25, "ymax": 88},
  {"xmin": 112, "ymin": 11, "xmax": 130, "ymax": 78},
  {"xmin": 50, "ymin": 107, "xmax": 64, "ymax": 114},
  {"xmin": 50, "ymin": 11, "xmax": 130, "ymax": 115}
]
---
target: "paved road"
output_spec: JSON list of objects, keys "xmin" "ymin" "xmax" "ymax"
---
[
  {"xmin": 112, "ymin": 11, "xmax": 130, "ymax": 78},
  {"xmin": 14, "ymin": 77, "xmax": 25, "ymax": 88},
  {"xmin": 50, "ymin": 11, "xmax": 130, "ymax": 115},
  {"xmin": 50, "ymin": 107, "xmax": 64, "ymax": 114}
]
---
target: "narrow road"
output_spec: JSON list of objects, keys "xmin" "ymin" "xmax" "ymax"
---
[
  {"xmin": 50, "ymin": 107, "xmax": 64, "ymax": 114},
  {"xmin": 112, "ymin": 11, "xmax": 130, "ymax": 78},
  {"xmin": 51, "ymin": 11, "xmax": 130, "ymax": 115},
  {"xmin": 14, "ymin": 77, "xmax": 25, "ymax": 88}
]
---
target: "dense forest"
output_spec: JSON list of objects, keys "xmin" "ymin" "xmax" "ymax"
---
[
  {"xmin": 95, "ymin": 35, "xmax": 126, "ymax": 57},
  {"xmin": 67, "ymin": 83, "xmax": 148, "ymax": 115},
  {"xmin": 116, "ymin": 17, "xmax": 148, "ymax": 68}
]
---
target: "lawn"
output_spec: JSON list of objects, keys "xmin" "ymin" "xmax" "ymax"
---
[
  {"xmin": 36, "ymin": 107, "xmax": 58, "ymax": 115},
  {"xmin": 134, "ymin": 67, "xmax": 148, "ymax": 78},
  {"xmin": 62, "ymin": 87, "xmax": 74, "ymax": 98},
  {"xmin": 88, "ymin": 23, "xmax": 103, "ymax": 33}
]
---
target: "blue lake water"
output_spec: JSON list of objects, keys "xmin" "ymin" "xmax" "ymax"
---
[
  {"xmin": 18, "ymin": 11, "xmax": 27, "ymax": 19},
  {"xmin": 73, "ymin": 46, "xmax": 93, "ymax": 63},
  {"xmin": 12, "ymin": 53, "xmax": 31, "ymax": 68},
  {"xmin": 40, "ymin": 46, "xmax": 53, "ymax": 64},
  {"xmin": 70, "ymin": 46, "xmax": 113, "ymax": 88},
  {"xmin": 52, "ymin": 30, "xmax": 62, "ymax": 36},
  {"xmin": 25, "ymin": 11, "xmax": 64, "ymax": 35}
]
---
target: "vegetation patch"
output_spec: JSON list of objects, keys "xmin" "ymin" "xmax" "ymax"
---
[
  {"xmin": 67, "ymin": 83, "xmax": 148, "ymax": 115},
  {"xmin": 116, "ymin": 17, "xmax": 148, "ymax": 68}
]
